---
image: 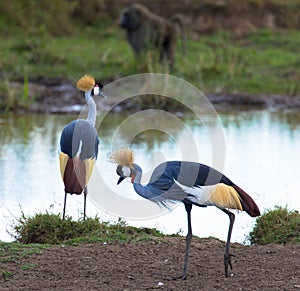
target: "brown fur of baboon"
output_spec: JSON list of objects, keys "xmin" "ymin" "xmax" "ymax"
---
[{"xmin": 119, "ymin": 3, "xmax": 185, "ymax": 68}]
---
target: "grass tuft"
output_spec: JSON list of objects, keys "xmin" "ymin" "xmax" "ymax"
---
[
  {"xmin": 249, "ymin": 206, "xmax": 300, "ymax": 245},
  {"xmin": 2, "ymin": 270, "xmax": 13, "ymax": 280},
  {"xmin": 12, "ymin": 212, "xmax": 165, "ymax": 245}
]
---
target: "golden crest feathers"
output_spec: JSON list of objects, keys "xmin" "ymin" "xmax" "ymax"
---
[
  {"xmin": 76, "ymin": 74, "xmax": 95, "ymax": 92},
  {"xmin": 110, "ymin": 148, "xmax": 134, "ymax": 168}
]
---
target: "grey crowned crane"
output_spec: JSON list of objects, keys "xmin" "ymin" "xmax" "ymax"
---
[
  {"xmin": 110, "ymin": 148, "xmax": 260, "ymax": 279},
  {"xmin": 59, "ymin": 75, "xmax": 106, "ymax": 220}
]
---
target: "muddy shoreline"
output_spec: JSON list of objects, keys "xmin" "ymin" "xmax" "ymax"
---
[{"xmin": 8, "ymin": 78, "xmax": 300, "ymax": 114}]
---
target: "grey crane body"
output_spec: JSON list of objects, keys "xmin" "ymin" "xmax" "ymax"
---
[
  {"xmin": 60, "ymin": 119, "xmax": 99, "ymax": 160},
  {"xmin": 116, "ymin": 160, "xmax": 260, "ymax": 279},
  {"xmin": 131, "ymin": 161, "xmax": 234, "ymax": 207},
  {"xmin": 59, "ymin": 78, "xmax": 105, "ymax": 220}
]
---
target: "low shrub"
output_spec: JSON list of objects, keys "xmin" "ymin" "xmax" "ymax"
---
[
  {"xmin": 249, "ymin": 206, "xmax": 300, "ymax": 245},
  {"xmin": 12, "ymin": 211, "xmax": 164, "ymax": 244}
]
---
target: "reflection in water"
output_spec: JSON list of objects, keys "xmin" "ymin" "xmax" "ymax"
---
[{"xmin": 1, "ymin": 110, "xmax": 300, "ymax": 243}]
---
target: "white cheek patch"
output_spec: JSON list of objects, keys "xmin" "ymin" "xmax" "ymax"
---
[
  {"xmin": 122, "ymin": 166, "xmax": 131, "ymax": 177},
  {"xmin": 93, "ymin": 86, "xmax": 100, "ymax": 96}
]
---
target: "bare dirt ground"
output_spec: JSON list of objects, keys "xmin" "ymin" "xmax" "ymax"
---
[{"xmin": 1, "ymin": 237, "xmax": 299, "ymax": 290}]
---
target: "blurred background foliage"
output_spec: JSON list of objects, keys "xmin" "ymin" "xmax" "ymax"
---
[
  {"xmin": 0, "ymin": 0, "xmax": 299, "ymax": 111},
  {"xmin": 1, "ymin": 0, "xmax": 299, "ymax": 37}
]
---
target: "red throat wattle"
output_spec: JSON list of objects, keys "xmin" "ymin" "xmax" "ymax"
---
[{"xmin": 131, "ymin": 175, "xmax": 135, "ymax": 183}]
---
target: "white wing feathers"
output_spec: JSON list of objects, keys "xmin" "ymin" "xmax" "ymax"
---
[{"xmin": 174, "ymin": 180, "xmax": 216, "ymax": 206}]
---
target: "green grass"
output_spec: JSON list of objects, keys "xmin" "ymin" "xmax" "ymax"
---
[
  {"xmin": 2, "ymin": 270, "xmax": 13, "ymax": 280},
  {"xmin": 12, "ymin": 212, "xmax": 165, "ymax": 245},
  {"xmin": 0, "ymin": 240, "xmax": 48, "ymax": 281},
  {"xmin": 21, "ymin": 263, "xmax": 38, "ymax": 271},
  {"xmin": 1, "ymin": 27, "xmax": 299, "ymax": 96},
  {"xmin": 6, "ymin": 206, "xmax": 300, "ymax": 248},
  {"xmin": 0, "ymin": 241, "xmax": 48, "ymax": 263},
  {"xmin": 0, "ymin": 27, "xmax": 130, "ymax": 80},
  {"xmin": 184, "ymin": 30, "xmax": 300, "ymax": 95},
  {"xmin": 249, "ymin": 206, "xmax": 300, "ymax": 245}
]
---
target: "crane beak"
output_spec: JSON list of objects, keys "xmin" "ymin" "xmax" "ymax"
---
[
  {"xmin": 99, "ymin": 91, "xmax": 107, "ymax": 99},
  {"xmin": 93, "ymin": 83, "xmax": 107, "ymax": 98},
  {"xmin": 117, "ymin": 176, "xmax": 125, "ymax": 184}
]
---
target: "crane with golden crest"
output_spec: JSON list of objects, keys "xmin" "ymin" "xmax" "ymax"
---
[
  {"xmin": 110, "ymin": 148, "xmax": 260, "ymax": 279},
  {"xmin": 59, "ymin": 74, "xmax": 106, "ymax": 220}
]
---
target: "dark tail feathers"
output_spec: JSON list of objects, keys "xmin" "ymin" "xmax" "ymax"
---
[
  {"xmin": 232, "ymin": 185, "xmax": 261, "ymax": 217},
  {"xmin": 63, "ymin": 158, "xmax": 85, "ymax": 195}
]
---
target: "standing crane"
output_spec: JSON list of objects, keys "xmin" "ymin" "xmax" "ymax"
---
[
  {"xmin": 59, "ymin": 75, "xmax": 106, "ymax": 220},
  {"xmin": 110, "ymin": 148, "xmax": 260, "ymax": 279}
]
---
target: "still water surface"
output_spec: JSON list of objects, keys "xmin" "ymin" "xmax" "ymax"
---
[{"xmin": 0, "ymin": 109, "xmax": 299, "ymax": 243}]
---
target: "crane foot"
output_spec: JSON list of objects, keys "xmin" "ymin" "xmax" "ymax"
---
[
  {"xmin": 165, "ymin": 273, "xmax": 187, "ymax": 281},
  {"xmin": 224, "ymin": 253, "xmax": 236, "ymax": 278}
]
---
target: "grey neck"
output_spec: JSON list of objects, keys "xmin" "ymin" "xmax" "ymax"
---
[
  {"xmin": 132, "ymin": 164, "xmax": 143, "ymax": 184},
  {"xmin": 132, "ymin": 164, "xmax": 156, "ymax": 201},
  {"xmin": 132, "ymin": 164, "xmax": 144, "ymax": 194},
  {"xmin": 85, "ymin": 91, "xmax": 97, "ymax": 127}
]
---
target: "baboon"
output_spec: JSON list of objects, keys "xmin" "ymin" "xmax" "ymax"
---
[{"xmin": 119, "ymin": 3, "xmax": 185, "ymax": 68}]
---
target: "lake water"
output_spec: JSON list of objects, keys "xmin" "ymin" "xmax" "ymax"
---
[{"xmin": 1, "ymin": 109, "xmax": 300, "ymax": 243}]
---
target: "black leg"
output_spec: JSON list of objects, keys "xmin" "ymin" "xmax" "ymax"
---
[
  {"xmin": 222, "ymin": 209, "xmax": 235, "ymax": 278},
  {"xmin": 83, "ymin": 187, "xmax": 87, "ymax": 221},
  {"xmin": 170, "ymin": 203, "xmax": 192, "ymax": 280},
  {"xmin": 62, "ymin": 191, "xmax": 67, "ymax": 220},
  {"xmin": 182, "ymin": 203, "xmax": 193, "ymax": 279}
]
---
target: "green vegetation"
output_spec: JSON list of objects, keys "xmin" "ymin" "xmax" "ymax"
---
[
  {"xmin": 10, "ymin": 207, "xmax": 300, "ymax": 247},
  {"xmin": 1, "ymin": 27, "xmax": 299, "ymax": 95},
  {"xmin": 2, "ymin": 270, "xmax": 13, "ymax": 280},
  {"xmin": 0, "ymin": 240, "xmax": 48, "ymax": 281},
  {"xmin": 12, "ymin": 212, "xmax": 165, "ymax": 245},
  {"xmin": 0, "ymin": 0, "xmax": 299, "ymax": 111},
  {"xmin": 21, "ymin": 263, "xmax": 38, "ymax": 271},
  {"xmin": 249, "ymin": 206, "xmax": 300, "ymax": 245},
  {"xmin": 0, "ymin": 240, "xmax": 48, "ymax": 264},
  {"xmin": 184, "ymin": 30, "xmax": 300, "ymax": 95}
]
